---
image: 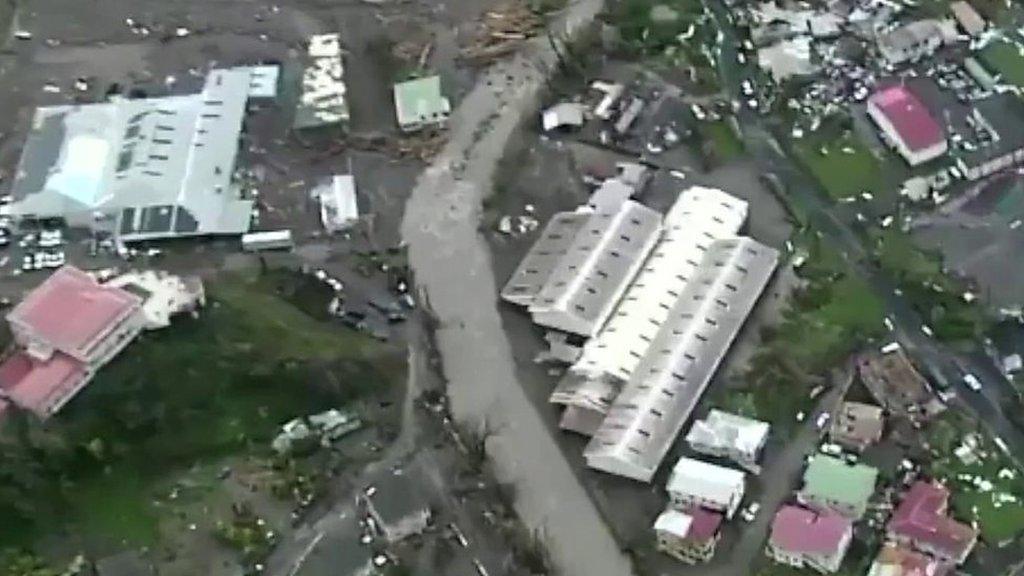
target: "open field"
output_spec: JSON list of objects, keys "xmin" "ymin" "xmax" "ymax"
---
[
  {"xmin": 791, "ymin": 130, "xmax": 886, "ymax": 202},
  {"xmin": 0, "ymin": 270, "xmax": 403, "ymax": 553},
  {"xmin": 981, "ymin": 41, "xmax": 1024, "ymax": 88}
]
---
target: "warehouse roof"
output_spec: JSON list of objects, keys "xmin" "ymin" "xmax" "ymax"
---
[
  {"xmin": 500, "ymin": 210, "xmax": 591, "ymax": 306},
  {"xmin": 584, "ymin": 237, "xmax": 778, "ymax": 482},
  {"xmin": 10, "ymin": 68, "xmax": 256, "ymax": 240},
  {"xmin": 528, "ymin": 200, "xmax": 663, "ymax": 337},
  {"xmin": 573, "ymin": 187, "xmax": 747, "ymax": 380},
  {"xmin": 868, "ymin": 85, "xmax": 945, "ymax": 153}
]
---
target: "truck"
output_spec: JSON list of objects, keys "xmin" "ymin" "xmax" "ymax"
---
[{"xmin": 241, "ymin": 230, "xmax": 293, "ymax": 252}]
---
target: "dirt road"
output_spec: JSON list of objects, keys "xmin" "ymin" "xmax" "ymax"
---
[{"xmin": 400, "ymin": 2, "xmax": 638, "ymax": 575}]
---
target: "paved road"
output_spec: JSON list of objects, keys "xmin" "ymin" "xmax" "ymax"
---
[
  {"xmin": 705, "ymin": 0, "xmax": 1024, "ymax": 467},
  {"xmin": 399, "ymin": 2, "xmax": 637, "ymax": 576}
]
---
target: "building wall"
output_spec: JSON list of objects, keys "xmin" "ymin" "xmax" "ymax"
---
[
  {"xmin": 81, "ymin": 309, "xmax": 146, "ymax": 368},
  {"xmin": 880, "ymin": 35, "xmax": 941, "ymax": 66},
  {"xmin": 669, "ymin": 490, "xmax": 742, "ymax": 519},
  {"xmin": 960, "ymin": 147, "xmax": 1024, "ymax": 181},
  {"xmin": 657, "ymin": 531, "xmax": 717, "ymax": 564}
]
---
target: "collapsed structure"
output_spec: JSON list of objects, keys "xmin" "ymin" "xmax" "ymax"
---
[
  {"xmin": 9, "ymin": 68, "xmax": 266, "ymax": 241},
  {"xmin": 503, "ymin": 185, "xmax": 778, "ymax": 483},
  {"xmin": 294, "ymin": 33, "xmax": 350, "ymax": 129}
]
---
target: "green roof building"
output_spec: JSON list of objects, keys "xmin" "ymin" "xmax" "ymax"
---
[
  {"xmin": 393, "ymin": 76, "xmax": 450, "ymax": 133},
  {"xmin": 798, "ymin": 454, "xmax": 878, "ymax": 519}
]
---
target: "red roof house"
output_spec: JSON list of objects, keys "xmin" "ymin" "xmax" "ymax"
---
[
  {"xmin": 767, "ymin": 505, "xmax": 853, "ymax": 573},
  {"xmin": 0, "ymin": 266, "xmax": 143, "ymax": 419},
  {"xmin": 867, "ymin": 85, "xmax": 947, "ymax": 166},
  {"xmin": 888, "ymin": 481, "xmax": 978, "ymax": 564},
  {"xmin": 868, "ymin": 543, "xmax": 953, "ymax": 576},
  {"xmin": 7, "ymin": 266, "xmax": 142, "ymax": 363},
  {"xmin": 0, "ymin": 351, "xmax": 87, "ymax": 418},
  {"xmin": 654, "ymin": 506, "xmax": 724, "ymax": 564}
]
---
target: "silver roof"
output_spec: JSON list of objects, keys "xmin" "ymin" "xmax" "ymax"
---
[
  {"xmin": 11, "ymin": 68, "xmax": 255, "ymax": 241},
  {"xmin": 877, "ymin": 19, "xmax": 942, "ymax": 59},
  {"xmin": 573, "ymin": 187, "xmax": 748, "ymax": 382},
  {"xmin": 528, "ymin": 200, "xmax": 663, "ymax": 337},
  {"xmin": 500, "ymin": 210, "xmax": 590, "ymax": 306},
  {"xmin": 584, "ymin": 237, "xmax": 779, "ymax": 482}
]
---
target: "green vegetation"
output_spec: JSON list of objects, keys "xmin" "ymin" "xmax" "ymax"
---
[
  {"xmin": 0, "ymin": 271, "xmax": 401, "ymax": 551},
  {"xmin": 980, "ymin": 40, "xmax": 1024, "ymax": 89},
  {"xmin": 716, "ymin": 232, "xmax": 885, "ymax": 433},
  {"xmin": 607, "ymin": 0, "xmax": 720, "ymax": 93},
  {"xmin": 791, "ymin": 126, "xmax": 886, "ymax": 201},
  {"xmin": 868, "ymin": 228, "xmax": 988, "ymax": 342},
  {"xmin": 0, "ymin": 549, "xmax": 59, "ymax": 576},
  {"xmin": 699, "ymin": 118, "xmax": 745, "ymax": 164},
  {"xmin": 927, "ymin": 413, "xmax": 1024, "ymax": 544}
]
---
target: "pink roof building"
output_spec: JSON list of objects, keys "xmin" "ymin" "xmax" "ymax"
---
[
  {"xmin": 767, "ymin": 505, "xmax": 853, "ymax": 574},
  {"xmin": 7, "ymin": 266, "xmax": 142, "ymax": 363},
  {"xmin": 0, "ymin": 266, "xmax": 143, "ymax": 419},
  {"xmin": 888, "ymin": 481, "xmax": 978, "ymax": 564},
  {"xmin": 867, "ymin": 543, "xmax": 953, "ymax": 576},
  {"xmin": 654, "ymin": 506, "xmax": 724, "ymax": 564},
  {"xmin": 867, "ymin": 85, "xmax": 947, "ymax": 167}
]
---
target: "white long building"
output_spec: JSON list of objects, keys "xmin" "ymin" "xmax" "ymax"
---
[
  {"xmin": 584, "ymin": 237, "xmax": 779, "ymax": 482},
  {"xmin": 551, "ymin": 188, "xmax": 748, "ymax": 434},
  {"xmin": 501, "ymin": 200, "xmax": 663, "ymax": 337}
]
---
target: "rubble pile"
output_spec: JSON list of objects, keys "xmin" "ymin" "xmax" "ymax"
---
[{"xmin": 460, "ymin": 1, "xmax": 544, "ymax": 65}]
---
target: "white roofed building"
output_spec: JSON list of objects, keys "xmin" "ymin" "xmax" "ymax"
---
[
  {"xmin": 685, "ymin": 409, "xmax": 770, "ymax": 473},
  {"xmin": 500, "ymin": 211, "xmax": 592, "ymax": 307},
  {"xmin": 664, "ymin": 457, "xmax": 746, "ymax": 518},
  {"xmin": 317, "ymin": 175, "xmax": 359, "ymax": 233},
  {"xmin": 583, "ymin": 237, "xmax": 779, "ymax": 482},
  {"xmin": 551, "ymin": 188, "xmax": 747, "ymax": 433},
  {"xmin": 526, "ymin": 200, "xmax": 663, "ymax": 337},
  {"xmin": 573, "ymin": 188, "xmax": 747, "ymax": 380}
]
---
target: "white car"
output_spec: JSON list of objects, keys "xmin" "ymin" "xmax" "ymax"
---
[
  {"xmin": 920, "ymin": 324, "xmax": 934, "ymax": 337},
  {"xmin": 740, "ymin": 502, "xmax": 761, "ymax": 522},
  {"xmin": 815, "ymin": 412, "xmax": 831, "ymax": 430},
  {"xmin": 963, "ymin": 373, "xmax": 982, "ymax": 392},
  {"xmin": 741, "ymin": 79, "xmax": 755, "ymax": 96}
]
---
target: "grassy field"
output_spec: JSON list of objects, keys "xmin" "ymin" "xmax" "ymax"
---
[
  {"xmin": 791, "ymin": 130, "xmax": 886, "ymax": 201},
  {"xmin": 980, "ymin": 40, "xmax": 1024, "ymax": 89},
  {"xmin": 716, "ymin": 232, "xmax": 885, "ymax": 433},
  {"xmin": 927, "ymin": 413, "xmax": 1024, "ymax": 544},
  {"xmin": 700, "ymin": 118, "xmax": 745, "ymax": 164},
  {"xmin": 0, "ymin": 270, "xmax": 402, "ymax": 550}
]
